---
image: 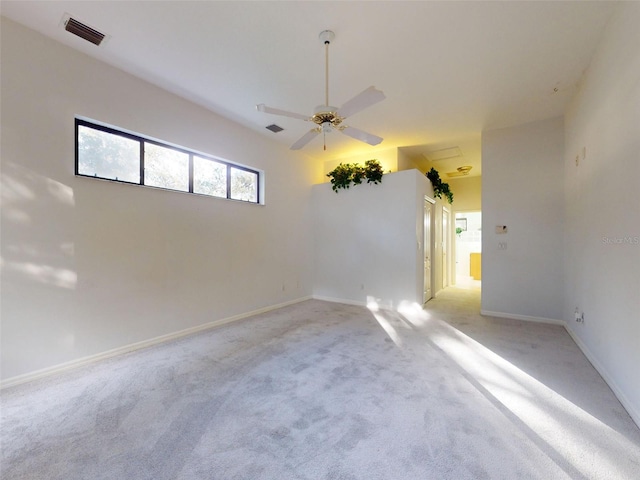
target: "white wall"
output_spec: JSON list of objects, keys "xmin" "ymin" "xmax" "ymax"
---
[
  {"xmin": 397, "ymin": 148, "xmax": 420, "ymax": 172},
  {"xmin": 0, "ymin": 19, "xmax": 315, "ymax": 381},
  {"xmin": 312, "ymin": 170, "xmax": 432, "ymax": 309},
  {"xmin": 448, "ymin": 176, "xmax": 481, "ymax": 212},
  {"xmin": 481, "ymin": 117, "xmax": 564, "ymax": 321},
  {"xmin": 563, "ymin": 2, "xmax": 640, "ymax": 424}
]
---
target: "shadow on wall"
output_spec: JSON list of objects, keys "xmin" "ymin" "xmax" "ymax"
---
[
  {"xmin": 1, "ymin": 161, "xmax": 77, "ymax": 289},
  {"xmin": 1, "ymin": 161, "xmax": 78, "ymax": 379}
]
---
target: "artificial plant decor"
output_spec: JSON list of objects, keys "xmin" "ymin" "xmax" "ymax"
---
[
  {"xmin": 426, "ymin": 167, "xmax": 454, "ymax": 204},
  {"xmin": 364, "ymin": 159, "xmax": 384, "ymax": 184},
  {"xmin": 327, "ymin": 159, "xmax": 384, "ymax": 192}
]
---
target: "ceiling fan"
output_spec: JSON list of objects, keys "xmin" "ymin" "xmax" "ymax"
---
[{"xmin": 257, "ymin": 30, "xmax": 386, "ymax": 151}]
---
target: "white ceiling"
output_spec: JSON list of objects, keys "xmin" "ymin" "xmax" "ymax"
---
[{"xmin": 1, "ymin": 1, "xmax": 616, "ymax": 177}]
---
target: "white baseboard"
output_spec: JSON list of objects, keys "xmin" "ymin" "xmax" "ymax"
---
[
  {"xmin": 480, "ymin": 309, "xmax": 565, "ymax": 326},
  {"xmin": 6, "ymin": 296, "xmax": 638, "ymax": 430},
  {"xmin": 311, "ymin": 295, "xmax": 401, "ymax": 310},
  {"xmin": 480, "ymin": 309, "xmax": 639, "ymax": 428},
  {"xmin": 564, "ymin": 325, "xmax": 640, "ymax": 429},
  {"xmin": 0, "ymin": 296, "xmax": 312, "ymax": 390},
  {"xmin": 312, "ymin": 295, "xmax": 367, "ymax": 307}
]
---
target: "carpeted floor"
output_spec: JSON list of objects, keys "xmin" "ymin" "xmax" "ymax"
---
[{"xmin": 2, "ymin": 287, "xmax": 639, "ymax": 479}]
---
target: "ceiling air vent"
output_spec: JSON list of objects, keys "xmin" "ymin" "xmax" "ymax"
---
[
  {"xmin": 266, "ymin": 124, "xmax": 284, "ymax": 133},
  {"xmin": 423, "ymin": 146, "xmax": 462, "ymax": 162},
  {"xmin": 63, "ymin": 15, "xmax": 106, "ymax": 46}
]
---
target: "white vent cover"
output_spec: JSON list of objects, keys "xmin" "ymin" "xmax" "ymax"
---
[{"xmin": 423, "ymin": 146, "xmax": 462, "ymax": 162}]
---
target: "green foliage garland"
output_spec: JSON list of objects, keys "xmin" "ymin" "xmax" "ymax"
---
[
  {"xmin": 426, "ymin": 167, "xmax": 454, "ymax": 204},
  {"xmin": 327, "ymin": 159, "xmax": 384, "ymax": 192}
]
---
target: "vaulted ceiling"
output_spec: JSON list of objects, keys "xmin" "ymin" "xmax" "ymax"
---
[{"xmin": 1, "ymin": 1, "xmax": 616, "ymax": 177}]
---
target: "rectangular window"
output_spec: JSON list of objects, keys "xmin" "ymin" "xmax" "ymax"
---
[
  {"xmin": 144, "ymin": 142, "xmax": 189, "ymax": 192},
  {"xmin": 77, "ymin": 124, "xmax": 140, "ymax": 183},
  {"xmin": 230, "ymin": 167, "xmax": 259, "ymax": 203},
  {"xmin": 193, "ymin": 156, "xmax": 227, "ymax": 198},
  {"xmin": 75, "ymin": 118, "xmax": 260, "ymax": 203}
]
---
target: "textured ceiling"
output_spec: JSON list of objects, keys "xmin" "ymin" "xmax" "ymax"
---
[{"xmin": 1, "ymin": 1, "xmax": 616, "ymax": 176}]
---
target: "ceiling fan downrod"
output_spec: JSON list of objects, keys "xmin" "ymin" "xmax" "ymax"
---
[
  {"xmin": 319, "ymin": 30, "xmax": 335, "ymax": 107},
  {"xmin": 319, "ymin": 30, "xmax": 335, "ymax": 151}
]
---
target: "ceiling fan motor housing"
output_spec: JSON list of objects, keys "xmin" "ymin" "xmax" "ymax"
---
[{"xmin": 312, "ymin": 105, "xmax": 342, "ymax": 129}]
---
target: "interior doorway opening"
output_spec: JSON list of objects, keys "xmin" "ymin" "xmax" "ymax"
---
[{"xmin": 454, "ymin": 211, "xmax": 482, "ymax": 289}]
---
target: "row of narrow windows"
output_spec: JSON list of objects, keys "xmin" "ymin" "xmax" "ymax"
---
[{"xmin": 75, "ymin": 118, "xmax": 260, "ymax": 203}]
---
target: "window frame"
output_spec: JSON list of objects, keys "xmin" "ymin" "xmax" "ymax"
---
[{"xmin": 75, "ymin": 118, "xmax": 261, "ymax": 204}]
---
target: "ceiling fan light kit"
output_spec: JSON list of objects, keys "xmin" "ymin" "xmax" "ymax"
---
[
  {"xmin": 447, "ymin": 165, "xmax": 473, "ymax": 177},
  {"xmin": 257, "ymin": 30, "xmax": 385, "ymax": 151}
]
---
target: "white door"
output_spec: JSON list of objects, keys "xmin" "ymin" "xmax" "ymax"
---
[
  {"xmin": 442, "ymin": 208, "xmax": 449, "ymax": 288},
  {"xmin": 423, "ymin": 200, "xmax": 432, "ymax": 303}
]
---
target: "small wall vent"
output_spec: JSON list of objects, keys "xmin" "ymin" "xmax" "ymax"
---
[
  {"xmin": 62, "ymin": 14, "xmax": 107, "ymax": 46},
  {"xmin": 266, "ymin": 124, "xmax": 284, "ymax": 133}
]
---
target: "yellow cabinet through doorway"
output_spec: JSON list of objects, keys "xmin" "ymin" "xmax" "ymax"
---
[{"xmin": 470, "ymin": 253, "xmax": 482, "ymax": 280}]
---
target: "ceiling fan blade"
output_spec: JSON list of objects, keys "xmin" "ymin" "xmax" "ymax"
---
[
  {"xmin": 341, "ymin": 126, "xmax": 383, "ymax": 146},
  {"xmin": 256, "ymin": 104, "xmax": 310, "ymax": 121},
  {"xmin": 290, "ymin": 129, "xmax": 320, "ymax": 150},
  {"xmin": 336, "ymin": 86, "xmax": 386, "ymax": 118}
]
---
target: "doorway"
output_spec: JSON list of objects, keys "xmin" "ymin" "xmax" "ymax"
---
[
  {"xmin": 455, "ymin": 211, "xmax": 482, "ymax": 288},
  {"xmin": 423, "ymin": 198, "xmax": 434, "ymax": 304}
]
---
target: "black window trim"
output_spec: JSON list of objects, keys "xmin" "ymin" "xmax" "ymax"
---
[{"xmin": 75, "ymin": 117, "xmax": 261, "ymax": 204}]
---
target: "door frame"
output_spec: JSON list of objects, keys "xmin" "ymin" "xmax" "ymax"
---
[
  {"xmin": 442, "ymin": 206, "xmax": 451, "ymax": 289},
  {"xmin": 423, "ymin": 196, "xmax": 436, "ymax": 304}
]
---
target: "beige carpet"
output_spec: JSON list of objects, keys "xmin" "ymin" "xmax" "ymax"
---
[{"xmin": 2, "ymin": 287, "xmax": 639, "ymax": 479}]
